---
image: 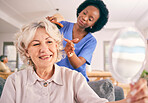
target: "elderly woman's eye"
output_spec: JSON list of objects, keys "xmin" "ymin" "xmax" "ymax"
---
[
  {"xmin": 33, "ymin": 44, "xmax": 39, "ymax": 46},
  {"xmin": 48, "ymin": 41, "xmax": 53, "ymax": 43}
]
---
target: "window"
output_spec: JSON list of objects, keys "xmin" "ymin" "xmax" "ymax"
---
[
  {"xmin": 103, "ymin": 41, "xmax": 110, "ymax": 71},
  {"xmin": 3, "ymin": 42, "xmax": 23, "ymax": 71}
]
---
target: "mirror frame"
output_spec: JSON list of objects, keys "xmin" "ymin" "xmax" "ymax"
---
[{"xmin": 109, "ymin": 27, "xmax": 147, "ymax": 84}]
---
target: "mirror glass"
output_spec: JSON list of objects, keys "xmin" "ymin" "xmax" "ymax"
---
[{"xmin": 109, "ymin": 27, "xmax": 147, "ymax": 84}]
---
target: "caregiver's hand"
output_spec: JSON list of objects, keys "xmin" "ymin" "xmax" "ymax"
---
[
  {"xmin": 46, "ymin": 16, "xmax": 63, "ymax": 28},
  {"xmin": 46, "ymin": 16, "xmax": 57, "ymax": 22},
  {"xmin": 64, "ymin": 38, "xmax": 79, "ymax": 57}
]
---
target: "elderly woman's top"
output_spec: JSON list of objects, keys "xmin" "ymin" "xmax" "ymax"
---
[
  {"xmin": 0, "ymin": 18, "xmax": 108, "ymax": 103},
  {"xmin": 0, "ymin": 64, "xmax": 108, "ymax": 103}
]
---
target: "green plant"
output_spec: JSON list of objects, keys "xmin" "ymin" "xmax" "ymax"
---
[{"xmin": 141, "ymin": 70, "xmax": 148, "ymax": 79}]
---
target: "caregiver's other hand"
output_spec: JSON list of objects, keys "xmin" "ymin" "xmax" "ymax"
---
[{"xmin": 64, "ymin": 38, "xmax": 79, "ymax": 57}]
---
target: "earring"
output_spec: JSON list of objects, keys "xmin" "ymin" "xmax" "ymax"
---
[
  {"xmin": 90, "ymin": 26, "xmax": 92, "ymax": 29},
  {"xmin": 27, "ymin": 57, "xmax": 31, "ymax": 65},
  {"xmin": 27, "ymin": 57, "xmax": 35, "ymax": 67}
]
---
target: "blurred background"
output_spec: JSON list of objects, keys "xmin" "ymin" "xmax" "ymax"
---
[{"xmin": 0, "ymin": 0, "xmax": 148, "ymax": 71}]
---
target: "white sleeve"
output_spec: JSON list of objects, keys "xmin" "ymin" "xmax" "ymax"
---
[{"xmin": 74, "ymin": 73, "xmax": 108, "ymax": 103}]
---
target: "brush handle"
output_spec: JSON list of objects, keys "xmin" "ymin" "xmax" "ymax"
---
[{"xmin": 46, "ymin": 16, "xmax": 63, "ymax": 29}]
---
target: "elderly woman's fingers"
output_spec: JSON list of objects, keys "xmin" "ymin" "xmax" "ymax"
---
[
  {"xmin": 130, "ymin": 86, "xmax": 148, "ymax": 102},
  {"xmin": 127, "ymin": 79, "xmax": 148, "ymax": 103},
  {"xmin": 131, "ymin": 79, "xmax": 147, "ymax": 94},
  {"xmin": 131, "ymin": 97, "xmax": 148, "ymax": 103}
]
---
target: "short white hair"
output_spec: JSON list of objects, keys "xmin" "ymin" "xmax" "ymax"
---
[{"xmin": 15, "ymin": 18, "xmax": 65, "ymax": 67}]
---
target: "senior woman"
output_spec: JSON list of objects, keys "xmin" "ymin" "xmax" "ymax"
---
[
  {"xmin": 0, "ymin": 18, "xmax": 107, "ymax": 103},
  {"xmin": 0, "ymin": 55, "xmax": 11, "ymax": 73},
  {"xmin": 0, "ymin": 18, "xmax": 148, "ymax": 103}
]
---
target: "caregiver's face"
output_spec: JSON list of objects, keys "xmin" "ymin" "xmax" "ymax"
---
[{"xmin": 77, "ymin": 6, "xmax": 100, "ymax": 28}]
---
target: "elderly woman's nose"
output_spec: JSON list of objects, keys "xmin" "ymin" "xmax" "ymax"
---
[{"xmin": 39, "ymin": 44, "xmax": 49, "ymax": 52}]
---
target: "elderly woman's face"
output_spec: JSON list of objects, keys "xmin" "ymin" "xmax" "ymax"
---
[{"xmin": 26, "ymin": 28, "xmax": 58, "ymax": 69}]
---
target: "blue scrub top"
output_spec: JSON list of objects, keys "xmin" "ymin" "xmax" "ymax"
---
[{"xmin": 57, "ymin": 21, "xmax": 97, "ymax": 81}]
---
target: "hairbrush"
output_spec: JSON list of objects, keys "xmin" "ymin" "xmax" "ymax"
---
[
  {"xmin": 53, "ymin": 21, "xmax": 64, "ymax": 29},
  {"xmin": 46, "ymin": 16, "xmax": 63, "ymax": 29}
]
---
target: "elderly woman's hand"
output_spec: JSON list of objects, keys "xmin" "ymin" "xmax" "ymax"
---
[
  {"xmin": 126, "ymin": 79, "xmax": 148, "ymax": 103},
  {"xmin": 64, "ymin": 38, "xmax": 79, "ymax": 57}
]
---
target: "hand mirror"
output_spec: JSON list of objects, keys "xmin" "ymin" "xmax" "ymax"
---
[{"xmin": 109, "ymin": 27, "xmax": 147, "ymax": 84}]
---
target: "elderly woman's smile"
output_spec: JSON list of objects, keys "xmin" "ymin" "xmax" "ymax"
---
[
  {"xmin": 26, "ymin": 28, "xmax": 58, "ymax": 68},
  {"xmin": 39, "ymin": 55, "xmax": 52, "ymax": 60}
]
